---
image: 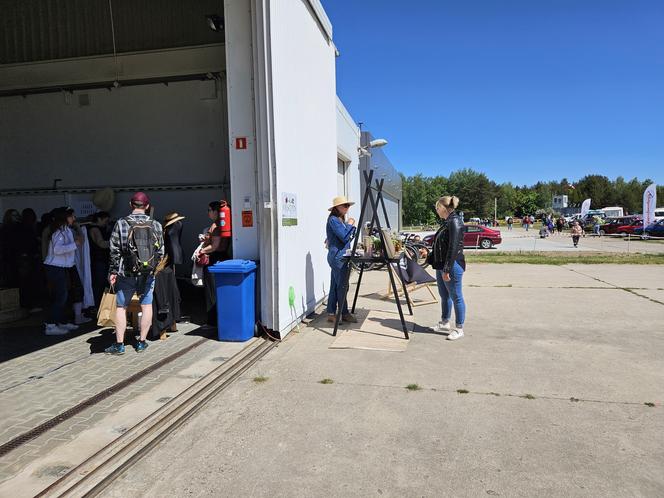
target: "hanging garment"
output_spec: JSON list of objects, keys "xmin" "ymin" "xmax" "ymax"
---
[
  {"xmin": 75, "ymin": 226, "xmax": 95, "ymax": 308},
  {"xmin": 191, "ymin": 242, "xmax": 205, "ymax": 287},
  {"xmin": 150, "ymin": 266, "xmax": 180, "ymax": 339},
  {"xmin": 165, "ymin": 221, "xmax": 184, "ymax": 266}
]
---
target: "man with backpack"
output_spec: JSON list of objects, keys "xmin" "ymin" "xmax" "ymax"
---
[{"xmin": 106, "ymin": 192, "xmax": 164, "ymax": 355}]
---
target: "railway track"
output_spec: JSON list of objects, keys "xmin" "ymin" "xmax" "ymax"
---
[{"xmin": 36, "ymin": 337, "xmax": 276, "ymax": 498}]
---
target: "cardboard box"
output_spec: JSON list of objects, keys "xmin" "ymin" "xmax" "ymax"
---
[{"xmin": 0, "ymin": 288, "xmax": 20, "ymax": 312}]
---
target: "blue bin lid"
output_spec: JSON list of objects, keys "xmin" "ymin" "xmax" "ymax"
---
[{"xmin": 208, "ymin": 259, "xmax": 257, "ymax": 274}]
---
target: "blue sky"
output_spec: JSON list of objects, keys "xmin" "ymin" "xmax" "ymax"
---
[{"xmin": 322, "ymin": 0, "xmax": 664, "ymax": 185}]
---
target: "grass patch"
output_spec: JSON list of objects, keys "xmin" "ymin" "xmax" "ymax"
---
[
  {"xmin": 520, "ymin": 393, "xmax": 536, "ymax": 400},
  {"xmin": 319, "ymin": 378, "xmax": 334, "ymax": 385},
  {"xmin": 253, "ymin": 376, "xmax": 269, "ymax": 383},
  {"xmin": 570, "ymin": 397, "xmax": 580, "ymax": 402},
  {"xmin": 405, "ymin": 384, "xmax": 422, "ymax": 391},
  {"xmin": 456, "ymin": 389, "xmax": 469, "ymax": 394},
  {"xmin": 644, "ymin": 402, "xmax": 656, "ymax": 407},
  {"xmin": 465, "ymin": 252, "xmax": 664, "ymax": 265}
]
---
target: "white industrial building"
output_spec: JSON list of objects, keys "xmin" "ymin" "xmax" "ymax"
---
[{"xmin": 0, "ymin": 0, "xmax": 400, "ymax": 337}]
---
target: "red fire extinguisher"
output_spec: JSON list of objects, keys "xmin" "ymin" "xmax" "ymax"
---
[{"xmin": 218, "ymin": 200, "xmax": 232, "ymax": 238}]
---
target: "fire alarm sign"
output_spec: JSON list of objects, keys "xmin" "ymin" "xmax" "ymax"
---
[{"xmin": 235, "ymin": 137, "xmax": 248, "ymax": 150}]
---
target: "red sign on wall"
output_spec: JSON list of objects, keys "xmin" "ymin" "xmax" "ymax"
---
[
  {"xmin": 235, "ymin": 137, "xmax": 248, "ymax": 150},
  {"xmin": 241, "ymin": 210, "xmax": 254, "ymax": 227}
]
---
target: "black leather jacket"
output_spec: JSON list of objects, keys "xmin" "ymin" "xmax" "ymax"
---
[{"xmin": 431, "ymin": 212, "xmax": 465, "ymax": 272}]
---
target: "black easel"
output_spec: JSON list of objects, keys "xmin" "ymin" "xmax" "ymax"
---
[{"xmin": 332, "ymin": 170, "xmax": 412, "ymax": 339}]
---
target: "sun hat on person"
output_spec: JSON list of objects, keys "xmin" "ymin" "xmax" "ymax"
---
[
  {"xmin": 163, "ymin": 212, "xmax": 186, "ymax": 228},
  {"xmin": 328, "ymin": 196, "xmax": 355, "ymax": 211},
  {"xmin": 92, "ymin": 188, "xmax": 115, "ymax": 211}
]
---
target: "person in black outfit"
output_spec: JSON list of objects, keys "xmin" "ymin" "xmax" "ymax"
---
[
  {"xmin": 151, "ymin": 212, "xmax": 185, "ymax": 339},
  {"xmin": 87, "ymin": 211, "xmax": 111, "ymax": 306},
  {"xmin": 14, "ymin": 209, "xmax": 43, "ymax": 312},
  {"xmin": 429, "ymin": 196, "xmax": 467, "ymax": 341},
  {"xmin": 0, "ymin": 209, "xmax": 21, "ymax": 289}
]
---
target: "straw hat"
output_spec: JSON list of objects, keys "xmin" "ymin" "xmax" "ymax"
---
[
  {"xmin": 328, "ymin": 196, "xmax": 355, "ymax": 211},
  {"xmin": 163, "ymin": 212, "xmax": 186, "ymax": 228},
  {"xmin": 92, "ymin": 188, "xmax": 115, "ymax": 211}
]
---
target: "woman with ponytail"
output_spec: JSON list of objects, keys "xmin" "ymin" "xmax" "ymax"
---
[{"xmin": 430, "ymin": 196, "xmax": 466, "ymax": 340}]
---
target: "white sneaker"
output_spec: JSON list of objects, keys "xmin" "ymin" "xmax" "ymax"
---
[
  {"xmin": 447, "ymin": 329, "xmax": 464, "ymax": 341},
  {"xmin": 45, "ymin": 323, "xmax": 69, "ymax": 336},
  {"xmin": 433, "ymin": 320, "xmax": 451, "ymax": 332},
  {"xmin": 74, "ymin": 316, "xmax": 92, "ymax": 325},
  {"xmin": 58, "ymin": 322, "xmax": 79, "ymax": 331}
]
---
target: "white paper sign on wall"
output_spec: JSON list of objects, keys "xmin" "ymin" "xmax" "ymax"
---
[{"xmin": 281, "ymin": 193, "xmax": 298, "ymax": 227}]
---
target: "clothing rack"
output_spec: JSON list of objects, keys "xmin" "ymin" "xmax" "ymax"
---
[{"xmin": 332, "ymin": 169, "xmax": 412, "ymax": 339}]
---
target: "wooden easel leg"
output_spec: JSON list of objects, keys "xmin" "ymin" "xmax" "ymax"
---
[
  {"xmin": 351, "ymin": 263, "xmax": 364, "ymax": 314},
  {"xmin": 400, "ymin": 275, "xmax": 414, "ymax": 316},
  {"xmin": 386, "ymin": 262, "xmax": 409, "ymax": 339}
]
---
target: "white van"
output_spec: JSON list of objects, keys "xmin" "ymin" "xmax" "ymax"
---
[
  {"xmin": 601, "ymin": 206, "xmax": 624, "ymax": 218},
  {"xmin": 654, "ymin": 208, "xmax": 664, "ymax": 221}
]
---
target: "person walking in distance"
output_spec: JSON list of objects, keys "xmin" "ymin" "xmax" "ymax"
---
[
  {"xmin": 106, "ymin": 192, "xmax": 164, "ymax": 354},
  {"xmin": 431, "ymin": 196, "xmax": 466, "ymax": 341},
  {"xmin": 571, "ymin": 221, "xmax": 583, "ymax": 248}
]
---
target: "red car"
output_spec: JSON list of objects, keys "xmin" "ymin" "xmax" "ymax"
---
[
  {"xmin": 423, "ymin": 224, "xmax": 502, "ymax": 249},
  {"xmin": 599, "ymin": 216, "xmax": 640, "ymax": 235},
  {"xmin": 614, "ymin": 218, "xmax": 643, "ymax": 236}
]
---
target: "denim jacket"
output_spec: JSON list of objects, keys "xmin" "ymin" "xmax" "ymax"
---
[{"xmin": 326, "ymin": 215, "xmax": 356, "ymax": 266}]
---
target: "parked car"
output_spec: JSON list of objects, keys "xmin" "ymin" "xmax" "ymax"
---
[
  {"xmin": 423, "ymin": 224, "xmax": 502, "ymax": 249},
  {"xmin": 615, "ymin": 219, "xmax": 643, "ymax": 236},
  {"xmin": 634, "ymin": 219, "xmax": 664, "ymax": 237},
  {"xmin": 600, "ymin": 216, "xmax": 640, "ymax": 235}
]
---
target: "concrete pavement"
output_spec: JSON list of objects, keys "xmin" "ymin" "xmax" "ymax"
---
[{"xmin": 97, "ymin": 264, "xmax": 664, "ymax": 497}]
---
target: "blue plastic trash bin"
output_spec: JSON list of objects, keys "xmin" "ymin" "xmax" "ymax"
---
[{"xmin": 208, "ymin": 260, "xmax": 256, "ymax": 341}]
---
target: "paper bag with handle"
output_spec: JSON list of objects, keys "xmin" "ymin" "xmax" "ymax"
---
[{"xmin": 97, "ymin": 287, "xmax": 117, "ymax": 327}]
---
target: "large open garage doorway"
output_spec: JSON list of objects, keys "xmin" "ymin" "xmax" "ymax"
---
[{"xmin": 0, "ymin": 1, "xmax": 243, "ymax": 341}]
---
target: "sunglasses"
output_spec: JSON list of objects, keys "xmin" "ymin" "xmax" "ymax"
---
[{"xmin": 341, "ymin": 203, "xmax": 351, "ymax": 208}]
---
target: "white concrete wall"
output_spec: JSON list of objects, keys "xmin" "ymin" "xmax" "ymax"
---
[
  {"xmin": 0, "ymin": 79, "xmax": 228, "ymax": 188},
  {"xmin": 336, "ymin": 97, "xmax": 361, "ymax": 211},
  {"xmin": 224, "ymin": 0, "xmax": 259, "ymax": 261},
  {"xmin": 268, "ymin": 0, "xmax": 338, "ymax": 334}
]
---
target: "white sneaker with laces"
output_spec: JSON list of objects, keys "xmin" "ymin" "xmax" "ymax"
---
[
  {"xmin": 58, "ymin": 322, "xmax": 79, "ymax": 331},
  {"xmin": 433, "ymin": 320, "xmax": 451, "ymax": 332},
  {"xmin": 45, "ymin": 323, "xmax": 69, "ymax": 336},
  {"xmin": 74, "ymin": 316, "xmax": 92, "ymax": 325},
  {"xmin": 447, "ymin": 328, "xmax": 464, "ymax": 341}
]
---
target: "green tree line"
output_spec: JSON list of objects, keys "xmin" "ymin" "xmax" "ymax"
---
[{"xmin": 401, "ymin": 169, "xmax": 663, "ymax": 226}]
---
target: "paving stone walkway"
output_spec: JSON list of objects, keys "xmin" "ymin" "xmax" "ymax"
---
[{"xmin": 0, "ymin": 320, "xmax": 245, "ymax": 483}]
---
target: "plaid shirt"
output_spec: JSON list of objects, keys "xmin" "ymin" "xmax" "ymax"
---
[{"xmin": 109, "ymin": 213, "xmax": 164, "ymax": 276}]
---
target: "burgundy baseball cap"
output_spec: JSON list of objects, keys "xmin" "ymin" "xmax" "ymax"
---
[{"xmin": 130, "ymin": 192, "xmax": 150, "ymax": 206}]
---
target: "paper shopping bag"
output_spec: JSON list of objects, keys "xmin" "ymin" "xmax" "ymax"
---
[{"xmin": 97, "ymin": 288, "xmax": 117, "ymax": 327}]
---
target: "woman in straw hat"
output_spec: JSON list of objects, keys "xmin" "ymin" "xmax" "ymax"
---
[{"xmin": 325, "ymin": 196, "xmax": 358, "ymax": 323}]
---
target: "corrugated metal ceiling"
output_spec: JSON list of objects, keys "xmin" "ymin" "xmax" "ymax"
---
[{"xmin": 0, "ymin": 0, "xmax": 224, "ymax": 65}]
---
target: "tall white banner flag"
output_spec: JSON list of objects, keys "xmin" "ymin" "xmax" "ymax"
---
[
  {"xmin": 643, "ymin": 183, "xmax": 657, "ymax": 228},
  {"xmin": 580, "ymin": 198, "xmax": 591, "ymax": 217}
]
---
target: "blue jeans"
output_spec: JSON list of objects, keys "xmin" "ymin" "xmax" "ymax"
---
[
  {"xmin": 436, "ymin": 261, "xmax": 466, "ymax": 327},
  {"xmin": 115, "ymin": 275, "xmax": 155, "ymax": 307},
  {"xmin": 327, "ymin": 258, "xmax": 349, "ymax": 316}
]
